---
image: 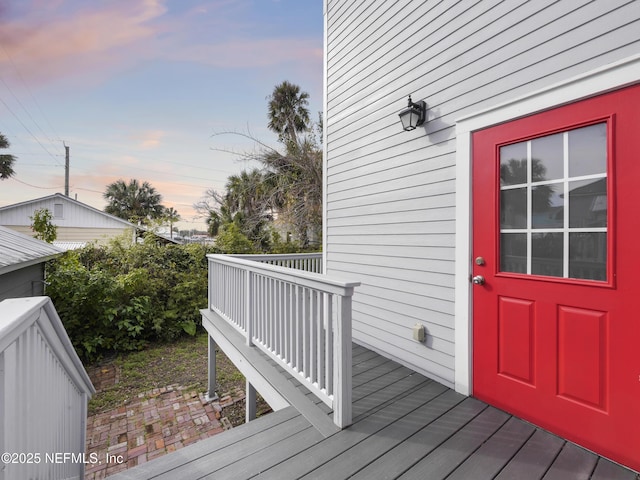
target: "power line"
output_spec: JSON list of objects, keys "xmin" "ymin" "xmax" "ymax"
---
[
  {"xmin": 13, "ymin": 163, "xmax": 64, "ymax": 167},
  {"xmin": 0, "ymin": 96, "xmax": 64, "ymax": 167},
  {"xmin": 0, "ymin": 76, "xmax": 61, "ymax": 157},
  {"xmin": 8, "ymin": 177, "xmax": 65, "ymax": 190},
  {"xmin": 72, "ymin": 186, "xmax": 104, "ymax": 194},
  {"xmin": 1, "ymin": 45, "xmax": 62, "ymax": 143},
  {"xmin": 71, "ymin": 163, "xmax": 228, "ymax": 187}
]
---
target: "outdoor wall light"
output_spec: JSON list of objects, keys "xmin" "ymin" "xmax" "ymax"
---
[{"xmin": 398, "ymin": 95, "xmax": 426, "ymax": 131}]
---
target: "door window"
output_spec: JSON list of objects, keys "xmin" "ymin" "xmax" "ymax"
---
[{"xmin": 499, "ymin": 123, "xmax": 607, "ymax": 281}]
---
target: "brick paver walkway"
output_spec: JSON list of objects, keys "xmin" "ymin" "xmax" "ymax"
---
[{"xmin": 84, "ymin": 384, "xmax": 245, "ymax": 479}]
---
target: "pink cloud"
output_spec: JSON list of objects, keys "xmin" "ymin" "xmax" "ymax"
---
[
  {"xmin": 174, "ymin": 37, "xmax": 323, "ymax": 69},
  {"xmin": 0, "ymin": 0, "xmax": 168, "ymax": 86},
  {"xmin": 128, "ymin": 130, "xmax": 166, "ymax": 149},
  {"xmin": 0, "ymin": 0, "xmax": 322, "ymax": 89}
]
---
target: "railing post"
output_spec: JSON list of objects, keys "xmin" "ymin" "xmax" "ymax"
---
[
  {"xmin": 246, "ymin": 381, "xmax": 256, "ymax": 422},
  {"xmin": 246, "ymin": 270, "xmax": 253, "ymax": 346},
  {"xmin": 208, "ymin": 257, "xmax": 213, "ymax": 310},
  {"xmin": 333, "ymin": 293, "xmax": 353, "ymax": 428},
  {"xmin": 206, "ymin": 335, "xmax": 218, "ymax": 401}
]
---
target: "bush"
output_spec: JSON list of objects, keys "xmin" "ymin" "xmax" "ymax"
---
[{"xmin": 46, "ymin": 241, "xmax": 218, "ymax": 361}]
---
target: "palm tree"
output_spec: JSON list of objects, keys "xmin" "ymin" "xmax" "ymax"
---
[
  {"xmin": 0, "ymin": 133, "xmax": 17, "ymax": 180},
  {"xmin": 224, "ymin": 169, "xmax": 273, "ymax": 249},
  {"xmin": 104, "ymin": 179, "xmax": 165, "ymax": 225},
  {"xmin": 164, "ymin": 207, "xmax": 181, "ymax": 239},
  {"xmin": 267, "ymin": 81, "xmax": 311, "ymax": 147},
  {"xmin": 260, "ymin": 137, "xmax": 322, "ymax": 247}
]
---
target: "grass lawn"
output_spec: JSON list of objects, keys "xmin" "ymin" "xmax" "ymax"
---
[{"xmin": 86, "ymin": 332, "xmax": 268, "ymax": 424}]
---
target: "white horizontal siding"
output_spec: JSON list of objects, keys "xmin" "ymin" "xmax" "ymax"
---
[
  {"xmin": 325, "ymin": 0, "xmax": 640, "ymax": 386},
  {"xmin": 7, "ymin": 225, "xmax": 132, "ymax": 245},
  {"xmin": 0, "ymin": 196, "xmax": 130, "ymax": 229}
]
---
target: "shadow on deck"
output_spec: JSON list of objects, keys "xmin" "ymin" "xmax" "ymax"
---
[{"xmin": 109, "ymin": 342, "xmax": 638, "ymax": 480}]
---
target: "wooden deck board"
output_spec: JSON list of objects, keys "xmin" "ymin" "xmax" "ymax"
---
[
  {"xmin": 297, "ymin": 385, "xmax": 459, "ymax": 480},
  {"xmin": 349, "ymin": 395, "xmax": 485, "ymax": 480},
  {"xmin": 256, "ymin": 381, "xmax": 450, "ymax": 480},
  {"xmin": 202, "ymin": 425, "xmax": 325, "ymax": 480},
  {"xmin": 109, "ymin": 407, "xmax": 301, "ymax": 480},
  {"xmin": 110, "ymin": 342, "xmax": 640, "ymax": 480},
  {"xmin": 591, "ymin": 458, "xmax": 640, "ymax": 480},
  {"xmin": 542, "ymin": 442, "xmax": 598, "ymax": 480},
  {"xmin": 446, "ymin": 416, "xmax": 537, "ymax": 480},
  {"xmin": 494, "ymin": 428, "xmax": 566, "ymax": 480},
  {"xmin": 396, "ymin": 406, "xmax": 511, "ymax": 480},
  {"xmin": 152, "ymin": 414, "xmax": 313, "ymax": 480}
]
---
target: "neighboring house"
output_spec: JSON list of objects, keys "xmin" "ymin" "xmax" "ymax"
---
[
  {"xmin": 0, "ymin": 193, "xmax": 138, "ymax": 246},
  {"xmin": 321, "ymin": 0, "xmax": 639, "ymax": 472},
  {"xmin": 0, "ymin": 226, "xmax": 63, "ymax": 301}
]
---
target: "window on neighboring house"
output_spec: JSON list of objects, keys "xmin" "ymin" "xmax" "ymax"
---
[{"xmin": 53, "ymin": 203, "xmax": 64, "ymax": 219}]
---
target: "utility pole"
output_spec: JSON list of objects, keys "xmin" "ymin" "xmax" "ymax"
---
[{"xmin": 64, "ymin": 142, "xmax": 70, "ymax": 196}]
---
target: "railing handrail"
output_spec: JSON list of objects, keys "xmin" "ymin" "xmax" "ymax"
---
[
  {"xmin": 230, "ymin": 253, "xmax": 323, "ymax": 262},
  {"xmin": 207, "ymin": 254, "xmax": 359, "ymax": 295}
]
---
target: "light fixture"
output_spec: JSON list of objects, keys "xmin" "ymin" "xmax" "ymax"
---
[{"xmin": 398, "ymin": 95, "xmax": 426, "ymax": 131}]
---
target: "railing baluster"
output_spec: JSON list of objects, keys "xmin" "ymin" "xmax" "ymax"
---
[
  {"xmin": 326, "ymin": 294, "xmax": 334, "ymax": 396},
  {"xmin": 318, "ymin": 292, "xmax": 326, "ymax": 391},
  {"xmin": 273, "ymin": 280, "xmax": 287, "ymax": 350},
  {"xmin": 246, "ymin": 270, "xmax": 253, "ymax": 346},
  {"xmin": 206, "ymin": 253, "xmax": 357, "ymax": 428}
]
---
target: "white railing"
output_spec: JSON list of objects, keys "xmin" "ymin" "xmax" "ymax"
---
[
  {"xmin": 232, "ymin": 253, "xmax": 323, "ymax": 273},
  {"xmin": 207, "ymin": 253, "xmax": 359, "ymax": 428},
  {"xmin": 0, "ymin": 297, "xmax": 95, "ymax": 480}
]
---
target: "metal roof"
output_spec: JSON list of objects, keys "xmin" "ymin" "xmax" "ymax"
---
[
  {"xmin": 0, "ymin": 226, "xmax": 64, "ymax": 275},
  {"xmin": 52, "ymin": 241, "xmax": 87, "ymax": 251}
]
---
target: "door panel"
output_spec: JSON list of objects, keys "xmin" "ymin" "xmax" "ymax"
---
[
  {"xmin": 556, "ymin": 306, "xmax": 608, "ymax": 410},
  {"xmin": 497, "ymin": 296, "xmax": 535, "ymax": 385},
  {"xmin": 473, "ymin": 84, "xmax": 640, "ymax": 472}
]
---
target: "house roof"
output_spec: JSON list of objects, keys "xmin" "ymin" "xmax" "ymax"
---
[
  {"xmin": 53, "ymin": 241, "xmax": 88, "ymax": 251},
  {"xmin": 0, "ymin": 226, "xmax": 64, "ymax": 275},
  {"xmin": 0, "ymin": 193, "xmax": 138, "ymax": 228}
]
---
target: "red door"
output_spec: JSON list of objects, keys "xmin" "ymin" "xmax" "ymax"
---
[{"xmin": 473, "ymin": 84, "xmax": 640, "ymax": 471}]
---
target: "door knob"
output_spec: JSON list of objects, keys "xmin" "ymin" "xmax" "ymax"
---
[{"xmin": 472, "ymin": 275, "xmax": 485, "ymax": 285}]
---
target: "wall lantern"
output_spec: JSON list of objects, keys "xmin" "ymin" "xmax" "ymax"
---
[{"xmin": 398, "ymin": 95, "xmax": 426, "ymax": 131}]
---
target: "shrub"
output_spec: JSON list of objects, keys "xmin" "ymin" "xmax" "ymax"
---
[
  {"xmin": 46, "ymin": 241, "xmax": 218, "ymax": 360},
  {"xmin": 30, "ymin": 208, "xmax": 57, "ymax": 243}
]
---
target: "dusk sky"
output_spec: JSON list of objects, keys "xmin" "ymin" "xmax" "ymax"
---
[{"xmin": 0, "ymin": 0, "xmax": 323, "ymax": 232}]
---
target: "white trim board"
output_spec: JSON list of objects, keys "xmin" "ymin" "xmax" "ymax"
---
[
  {"xmin": 453, "ymin": 53, "xmax": 640, "ymax": 396},
  {"xmin": 322, "ymin": 0, "xmax": 329, "ymax": 274}
]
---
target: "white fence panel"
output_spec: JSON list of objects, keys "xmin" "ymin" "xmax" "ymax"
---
[{"xmin": 0, "ymin": 297, "xmax": 95, "ymax": 480}]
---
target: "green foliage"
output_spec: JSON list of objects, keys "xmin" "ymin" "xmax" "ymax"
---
[
  {"xmin": 103, "ymin": 178, "xmax": 165, "ymax": 225},
  {"xmin": 200, "ymin": 81, "xmax": 322, "ymax": 250},
  {"xmin": 30, "ymin": 208, "xmax": 58, "ymax": 243},
  {"xmin": 268, "ymin": 228, "xmax": 301, "ymax": 254},
  {"xmin": 215, "ymin": 222, "xmax": 255, "ymax": 254},
  {"xmin": 0, "ymin": 132, "xmax": 17, "ymax": 180},
  {"xmin": 46, "ymin": 241, "xmax": 218, "ymax": 360}
]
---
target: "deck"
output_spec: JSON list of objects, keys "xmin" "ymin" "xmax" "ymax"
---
[{"xmin": 110, "ymin": 343, "xmax": 638, "ymax": 480}]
